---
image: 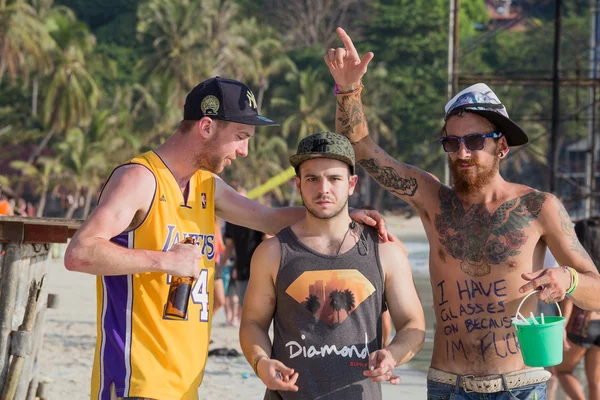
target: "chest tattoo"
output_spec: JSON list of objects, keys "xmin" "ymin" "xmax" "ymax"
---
[{"xmin": 434, "ymin": 187, "xmax": 546, "ymax": 277}]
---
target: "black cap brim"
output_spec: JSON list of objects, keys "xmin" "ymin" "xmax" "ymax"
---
[
  {"xmin": 222, "ymin": 115, "xmax": 280, "ymax": 127},
  {"xmin": 468, "ymin": 110, "xmax": 528, "ymax": 146}
]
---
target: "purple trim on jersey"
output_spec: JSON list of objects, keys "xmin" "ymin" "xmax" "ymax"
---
[
  {"xmin": 99, "ymin": 233, "xmax": 131, "ymax": 398},
  {"xmin": 110, "ymin": 233, "xmax": 129, "ymax": 248},
  {"xmin": 97, "ymin": 162, "xmax": 157, "ymax": 232}
]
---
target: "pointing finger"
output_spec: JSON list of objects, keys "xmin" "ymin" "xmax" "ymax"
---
[{"xmin": 336, "ymin": 27, "xmax": 358, "ymax": 57}]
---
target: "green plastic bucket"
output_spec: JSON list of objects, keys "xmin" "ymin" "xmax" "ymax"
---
[{"xmin": 512, "ymin": 290, "xmax": 566, "ymax": 367}]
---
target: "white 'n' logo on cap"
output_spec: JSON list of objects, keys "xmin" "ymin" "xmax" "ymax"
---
[{"xmin": 246, "ymin": 91, "xmax": 257, "ymax": 110}]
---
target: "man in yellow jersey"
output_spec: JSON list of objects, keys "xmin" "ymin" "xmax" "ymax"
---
[{"xmin": 64, "ymin": 77, "xmax": 389, "ymax": 400}]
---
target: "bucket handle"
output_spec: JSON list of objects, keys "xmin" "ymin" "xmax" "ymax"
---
[{"xmin": 515, "ymin": 290, "xmax": 562, "ymax": 321}]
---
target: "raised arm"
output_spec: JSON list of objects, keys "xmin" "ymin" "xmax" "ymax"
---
[
  {"xmin": 239, "ymin": 238, "xmax": 299, "ymax": 392},
  {"xmin": 325, "ymin": 27, "xmax": 441, "ymax": 211},
  {"xmin": 520, "ymin": 194, "xmax": 600, "ymax": 311},
  {"xmin": 364, "ymin": 239, "xmax": 425, "ymax": 384},
  {"xmin": 64, "ymin": 165, "xmax": 203, "ymax": 278}
]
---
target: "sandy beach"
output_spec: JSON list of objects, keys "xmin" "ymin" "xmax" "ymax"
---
[{"xmin": 36, "ymin": 216, "xmax": 579, "ymax": 399}]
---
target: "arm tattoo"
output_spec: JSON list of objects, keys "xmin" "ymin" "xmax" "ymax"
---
[
  {"xmin": 357, "ymin": 158, "xmax": 418, "ymax": 197},
  {"xmin": 558, "ymin": 202, "xmax": 593, "ymax": 263},
  {"xmin": 336, "ymin": 96, "xmax": 365, "ymax": 142}
]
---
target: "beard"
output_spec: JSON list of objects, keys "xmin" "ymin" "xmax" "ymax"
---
[
  {"xmin": 193, "ymin": 132, "xmax": 225, "ymax": 172},
  {"xmin": 300, "ymin": 190, "xmax": 348, "ymax": 220},
  {"xmin": 449, "ymin": 156, "xmax": 499, "ymax": 194}
]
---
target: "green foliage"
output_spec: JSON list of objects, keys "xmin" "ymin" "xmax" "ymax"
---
[
  {"xmin": 94, "ymin": 11, "xmax": 138, "ymax": 46},
  {"xmin": 56, "ymin": 0, "xmax": 138, "ymax": 29},
  {"xmin": 0, "ymin": 0, "xmax": 595, "ymax": 213},
  {"xmin": 92, "ymin": 43, "xmax": 141, "ymax": 86}
]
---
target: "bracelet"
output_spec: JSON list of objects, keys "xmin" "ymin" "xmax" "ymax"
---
[
  {"xmin": 334, "ymin": 82, "xmax": 364, "ymax": 96},
  {"xmin": 566, "ymin": 267, "xmax": 579, "ymax": 296},
  {"xmin": 253, "ymin": 354, "xmax": 269, "ymax": 377}
]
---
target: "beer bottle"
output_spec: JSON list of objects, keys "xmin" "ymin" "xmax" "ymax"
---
[{"xmin": 165, "ymin": 237, "xmax": 196, "ymax": 320}]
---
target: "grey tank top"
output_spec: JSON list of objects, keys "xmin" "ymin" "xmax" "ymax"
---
[{"xmin": 264, "ymin": 225, "xmax": 385, "ymax": 400}]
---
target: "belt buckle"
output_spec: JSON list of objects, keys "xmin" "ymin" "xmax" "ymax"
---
[{"xmin": 461, "ymin": 375, "xmax": 475, "ymax": 393}]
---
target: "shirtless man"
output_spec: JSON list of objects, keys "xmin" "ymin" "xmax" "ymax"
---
[{"xmin": 324, "ymin": 28, "xmax": 600, "ymax": 399}]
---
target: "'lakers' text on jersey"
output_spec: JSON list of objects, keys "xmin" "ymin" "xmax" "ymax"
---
[{"xmin": 91, "ymin": 151, "xmax": 215, "ymax": 400}]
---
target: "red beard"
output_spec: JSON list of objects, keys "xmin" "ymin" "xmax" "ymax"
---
[{"xmin": 448, "ymin": 156, "xmax": 499, "ymax": 194}]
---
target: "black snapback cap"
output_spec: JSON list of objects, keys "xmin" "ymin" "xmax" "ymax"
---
[{"xmin": 183, "ymin": 77, "xmax": 279, "ymax": 126}]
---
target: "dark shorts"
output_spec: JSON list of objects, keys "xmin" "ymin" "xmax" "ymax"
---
[
  {"xmin": 427, "ymin": 380, "xmax": 546, "ymax": 400},
  {"xmin": 567, "ymin": 320, "xmax": 600, "ymax": 349},
  {"xmin": 234, "ymin": 279, "xmax": 249, "ymax": 305}
]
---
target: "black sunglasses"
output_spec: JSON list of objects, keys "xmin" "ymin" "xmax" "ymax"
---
[{"xmin": 439, "ymin": 132, "xmax": 503, "ymax": 153}]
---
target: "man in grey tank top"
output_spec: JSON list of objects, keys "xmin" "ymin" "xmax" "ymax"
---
[{"xmin": 239, "ymin": 132, "xmax": 426, "ymax": 399}]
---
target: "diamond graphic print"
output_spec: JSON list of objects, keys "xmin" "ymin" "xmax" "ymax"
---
[{"xmin": 286, "ymin": 270, "xmax": 375, "ymax": 327}]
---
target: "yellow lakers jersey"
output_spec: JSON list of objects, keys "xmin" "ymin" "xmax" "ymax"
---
[{"xmin": 91, "ymin": 151, "xmax": 215, "ymax": 400}]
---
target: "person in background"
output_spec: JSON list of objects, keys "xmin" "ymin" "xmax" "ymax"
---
[
  {"xmin": 556, "ymin": 218, "xmax": 600, "ymax": 400},
  {"xmin": 538, "ymin": 249, "xmax": 570, "ymax": 400},
  {"xmin": 0, "ymin": 191, "xmax": 14, "ymax": 216},
  {"xmin": 213, "ymin": 216, "xmax": 226, "ymax": 313},
  {"xmin": 14, "ymin": 198, "xmax": 28, "ymax": 216},
  {"xmin": 222, "ymin": 186, "xmax": 268, "ymax": 308}
]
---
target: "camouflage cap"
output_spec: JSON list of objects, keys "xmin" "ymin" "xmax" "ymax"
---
[{"xmin": 289, "ymin": 132, "xmax": 355, "ymax": 174}]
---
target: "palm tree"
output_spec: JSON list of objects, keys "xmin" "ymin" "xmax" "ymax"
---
[
  {"xmin": 229, "ymin": 18, "xmax": 296, "ymax": 111},
  {"xmin": 342, "ymin": 289, "xmax": 356, "ymax": 317},
  {"xmin": 10, "ymin": 155, "xmax": 62, "ymax": 216},
  {"xmin": 34, "ymin": 7, "xmax": 99, "ymax": 164},
  {"xmin": 278, "ymin": 68, "xmax": 331, "ymax": 146},
  {"xmin": 137, "ymin": 0, "xmax": 243, "ymax": 91},
  {"xmin": 132, "ymin": 76, "xmax": 182, "ymax": 148},
  {"xmin": 28, "ymin": 0, "xmax": 70, "ymax": 116},
  {"xmin": 58, "ymin": 106, "xmax": 134, "ymax": 218},
  {"xmin": 302, "ymin": 294, "xmax": 321, "ymax": 315},
  {"xmin": 329, "ymin": 289, "xmax": 345, "ymax": 324},
  {"xmin": 227, "ymin": 129, "xmax": 290, "ymax": 204},
  {"xmin": 0, "ymin": 0, "xmax": 54, "ymax": 86},
  {"xmin": 43, "ymin": 8, "xmax": 99, "ymax": 129}
]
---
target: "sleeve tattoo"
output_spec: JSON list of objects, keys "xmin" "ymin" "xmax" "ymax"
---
[
  {"xmin": 336, "ymin": 96, "xmax": 366, "ymax": 142},
  {"xmin": 358, "ymin": 158, "xmax": 418, "ymax": 197},
  {"xmin": 558, "ymin": 202, "xmax": 593, "ymax": 263}
]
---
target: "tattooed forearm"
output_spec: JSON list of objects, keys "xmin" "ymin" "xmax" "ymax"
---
[
  {"xmin": 336, "ymin": 95, "xmax": 366, "ymax": 143},
  {"xmin": 558, "ymin": 202, "xmax": 594, "ymax": 263},
  {"xmin": 358, "ymin": 158, "xmax": 418, "ymax": 197}
]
